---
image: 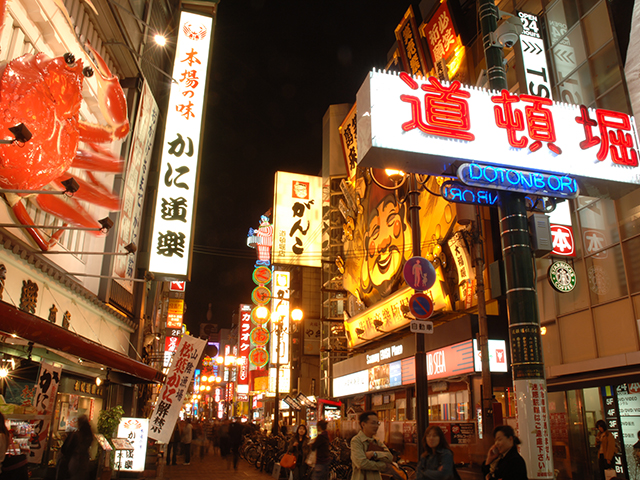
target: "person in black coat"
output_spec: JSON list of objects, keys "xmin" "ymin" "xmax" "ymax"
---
[{"xmin": 481, "ymin": 425, "xmax": 528, "ymax": 480}]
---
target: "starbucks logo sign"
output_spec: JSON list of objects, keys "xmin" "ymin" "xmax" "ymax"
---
[{"xmin": 548, "ymin": 261, "xmax": 577, "ymax": 293}]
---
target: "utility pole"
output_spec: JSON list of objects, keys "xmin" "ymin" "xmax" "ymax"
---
[{"xmin": 477, "ymin": 0, "xmax": 553, "ymax": 477}]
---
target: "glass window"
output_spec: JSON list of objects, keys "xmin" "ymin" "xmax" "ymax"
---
[
  {"xmin": 546, "ymin": 0, "xmax": 580, "ymax": 47},
  {"xmin": 553, "ymin": 60, "xmax": 594, "ymax": 106},
  {"xmin": 596, "ymin": 82, "xmax": 630, "ymax": 114},
  {"xmin": 555, "ymin": 259, "xmax": 590, "ymax": 315},
  {"xmin": 585, "ymin": 246, "xmax": 627, "ymax": 304},
  {"xmin": 578, "ymin": 199, "xmax": 619, "ymax": 251},
  {"xmin": 622, "ymin": 237, "xmax": 640, "ymax": 294},
  {"xmin": 551, "ymin": 24, "xmax": 588, "ymax": 84},
  {"xmin": 590, "ymin": 42, "xmax": 621, "ymax": 98},
  {"xmin": 576, "ymin": 0, "xmax": 601, "ymax": 16},
  {"xmin": 582, "ymin": 1, "xmax": 611, "ymax": 54},
  {"xmin": 616, "ymin": 187, "xmax": 640, "ymax": 240}
]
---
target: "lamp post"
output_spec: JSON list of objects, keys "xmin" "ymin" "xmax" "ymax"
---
[
  {"xmin": 255, "ymin": 305, "xmax": 303, "ymax": 435},
  {"xmin": 477, "ymin": 2, "xmax": 552, "ymax": 476},
  {"xmin": 370, "ymin": 170, "xmax": 430, "ymax": 457}
]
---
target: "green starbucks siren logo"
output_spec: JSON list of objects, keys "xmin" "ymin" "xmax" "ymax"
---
[{"xmin": 548, "ymin": 261, "xmax": 577, "ymax": 293}]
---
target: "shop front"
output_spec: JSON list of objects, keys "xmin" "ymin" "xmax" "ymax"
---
[{"xmin": 333, "ymin": 332, "xmax": 510, "ymax": 462}]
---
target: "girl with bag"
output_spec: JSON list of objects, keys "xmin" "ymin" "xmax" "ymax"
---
[
  {"xmin": 288, "ymin": 425, "xmax": 309, "ymax": 480},
  {"xmin": 416, "ymin": 425, "xmax": 457, "ymax": 480}
]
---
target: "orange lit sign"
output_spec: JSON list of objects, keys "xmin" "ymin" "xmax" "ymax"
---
[{"xmin": 167, "ymin": 298, "xmax": 184, "ymax": 328}]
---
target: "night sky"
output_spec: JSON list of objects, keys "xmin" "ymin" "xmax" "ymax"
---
[{"xmin": 184, "ymin": 1, "xmax": 417, "ymax": 333}]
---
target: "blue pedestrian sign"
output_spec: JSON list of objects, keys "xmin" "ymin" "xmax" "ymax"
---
[
  {"xmin": 409, "ymin": 293, "xmax": 434, "ymax": 319},
  {"xmin": 403, "ymin": 256, "xmax": 436, "ymax": 292}
]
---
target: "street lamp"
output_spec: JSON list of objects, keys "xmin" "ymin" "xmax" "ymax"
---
[
  {"xmin": 255, "ymin": 305, "xmax": 303, "ymax": 435},
  {"xmin": 370, "ymin": 169, "xmax": 431, "ymax": 457}
]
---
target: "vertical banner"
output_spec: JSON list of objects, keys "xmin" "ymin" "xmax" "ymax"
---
[
  {"xmin": 339, "ymin": 104, "xmax": 358, "ymax": 180},
  {"xmin": 30, "ymin": 362, "xmax": 61, "ymax": 463},
  {"xmin": 238, "ymin": 304, "xmax": 251, "ymax": 388},
  {"xmin": 149, "ymin": 334, "xmax": 206, "ymax": 443},
  {"xmin": 114, "ymin": 81, "xmax": 159, "ymax": 292},
  {"xmin": 270, "ymin": 271, "xmax": 290, "ymax": 364},
  {"xmin": 514, "ymin": 379, "xmax": 554, "ymax": 479},
  {"xmin": 421, "ymin": 1, "xmax": 459, "ymax": 65},
  {"xmin": 115, "ymin": 418, "xmax": 149, "ymax": 472},
  {"xmin": 518, "ymin": 11, "xmax": 551, "ymax": 98},
  {"xmin": 272, "ymin": 172, "xmax": 323, "ymax": 267},
  {"xmin": 149, "ymin": 11, "xmax": 214, "ymax": 277},
  {"xmin": 394, "ymin": 6, "xmax": 429, "ymax": 78}
]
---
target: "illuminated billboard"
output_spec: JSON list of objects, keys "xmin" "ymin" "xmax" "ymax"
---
[
  {"xmin": 272, "ymin": 172, "xmax": 323, "ymax": 267},
  {"xmin": 356, "ymin": 70, "xmax": 640, "ymax": 192},
  {"xmin": 149, "ymin": 11, "xmax": 214, "ymax": 277}
]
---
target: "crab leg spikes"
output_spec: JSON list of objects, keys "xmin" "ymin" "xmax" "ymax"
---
[
  {"xmin": 79, "ymin": 43, "xmax": 130, "ymax": 143},
  {"xmin": 52, "ymin": 174, "xmax": 120, "ymax": 211},
  {"xmin": 9, "ymin": 197, "xmax": 65, "ymax": 251}
]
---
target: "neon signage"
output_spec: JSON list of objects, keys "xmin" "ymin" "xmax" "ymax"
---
[
  {"xmin": 441, "ymin": 181, "xmax": 499, "ymax": 206},
  {"xmin": 458, "ymin": 163, "xmax": 579, "ymax": 199},
  {"xmin": 357, "ymin": 70, "xmax": 640, "ymax": 189}
]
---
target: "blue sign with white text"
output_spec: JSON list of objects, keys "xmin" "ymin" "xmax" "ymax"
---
[{"xmin": 458, "ymin": 163, "xmax": 579, "ymax": 199}]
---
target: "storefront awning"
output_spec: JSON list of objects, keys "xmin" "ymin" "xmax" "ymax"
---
[{"xmin": 0, "ymin": 300, "xmax": 164, "ymax": 384}]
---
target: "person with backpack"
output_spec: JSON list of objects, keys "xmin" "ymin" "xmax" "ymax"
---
[
  {"xmin": 416, "ymin": 425, "xmax": 460, "ymax": 480},
  {"xmin": 595, "ymin": 420, "xmax": 616, "ymax": 480}
]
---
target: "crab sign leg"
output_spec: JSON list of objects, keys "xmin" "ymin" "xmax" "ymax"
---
[
  {"xmin": 7, "ymin": 194, "xmax": 66, "ymax": 251},
  {"xmin": 52, "ymin": 174, "xmax": 120, "ymax": 211},
  {"xmin": 79, "ymin": 43, "xmax": 130, "ymax": 143},
  {"xmin": 74, "ymin": 143, "xmax": 125, "ymax": 173},
  {"xmin": 34, "ymin": 193, "xmax": 102, "ymax": 232}
]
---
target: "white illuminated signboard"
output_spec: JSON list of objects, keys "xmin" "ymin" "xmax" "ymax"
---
[
  {"xmin": 116, "ymin": 418, "xmax": 149, "ymax": 472},
  {"xmin": 518, "ymin": 11, "xmax": 551, "ymax": 98},
  {"xmin": 149, "ymin": 11, "xmax": 213, "ymax": 277},
  {"xmin": 357, "ymin": 70, "xmax": 640, "ymax": 190},
  {"xmin": 272, "ymin": 172, "xmax": 323, "ymax": 267}
]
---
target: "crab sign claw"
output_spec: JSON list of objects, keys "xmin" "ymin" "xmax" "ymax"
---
[{"xmin": 79, "ymin": 43, "xmax": 130, "ymax": 143}]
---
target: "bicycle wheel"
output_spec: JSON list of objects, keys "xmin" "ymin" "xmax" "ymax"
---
[{"xmin": 244, "ymin": 446, "xmax": 258, "ymax": 465}]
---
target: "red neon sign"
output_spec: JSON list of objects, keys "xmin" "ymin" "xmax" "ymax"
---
[{"xmin": 550, "ymin": 224, "xmax": 575, "ymax": 257}]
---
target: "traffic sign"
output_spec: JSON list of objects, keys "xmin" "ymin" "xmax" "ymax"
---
[
  {"xmin": 403, "ymin": 256, "xmax": 436, "ymax": 291},
  {"xmin": 410, "ymin": 319, "xmax": 434, "ymax": 334},
  {"xmin": 409, "ymin": 293, "xmax": 434, "ymax": 319}
]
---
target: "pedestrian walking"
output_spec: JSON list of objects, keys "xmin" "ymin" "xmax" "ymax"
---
[
  {"xmin": 595, "ymin": 420, "xmax": 616, "ymax": 480},
  {"xmin": 350, "ymin": 412, "xmax": 392, "ymax": 480},
  {"xmin": 166, "ymin": 423, "xmax": 181, "ymax": 466},
  {"xmin": 482, "ymin": 425, "xmax": 528, "ymax": 480},
  {"xmin": 310, "ymin": 420, "xmax": 331, "ymax": 480},
  {"xmin": 228, "ymin": 418, "xmax": 244, "ymax": 470},
  {"xmin": 181, "ymin": 418, "xmax": 193, "ymax": 465},
  {"xmin": 56, "ymin": 415, "xmax": 94, "ymax": 480}
]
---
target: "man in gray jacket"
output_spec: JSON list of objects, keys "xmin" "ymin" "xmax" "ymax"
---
[{"xmin": 350, "ymin": 412, "xmax": 392, "ymax": 480}]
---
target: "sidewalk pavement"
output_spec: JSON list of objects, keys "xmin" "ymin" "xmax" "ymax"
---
[{"xmin": 153, "ymin": 449, "xmax": 275, "ymax": 480}]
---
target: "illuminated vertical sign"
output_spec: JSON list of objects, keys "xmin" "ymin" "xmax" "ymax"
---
[
  {"xmin": 518, "ymin": 11, "xmax": 551, "ymax": 98},
  {"xmin": 116, "ymin": 418, "xmax": 149, "ymax": 472},
  {"xmin": 166, "ymin": 298, "xmax": 184, "ymax": 328},
  {"xmin": 149, "ymin": 11, "xmax": 214, "ymax": 277},
  {"xmin": 394, "ymin": 6, "xmax": 429, "ymax": 79},
  {"xmin": 421, "ymin": 2, "xmax": 459, "ymax": 65},
  {"xmin": 238, "ymin": 305, "xmax": 251, "ymax": 386},
  {"xmin": 270, "ymin": 271, "xmax": 290, "ymax": 364},
  {"xmin": 339, "ymin": 104, "xmax": 358, "ymax": 180},
  {"xmin": 272, "ymin": 172, "xmax": 323, "ymax": 267},
  {"xmin": 247, "ymin": 215, "xmax": 273, "ymax": 265}
]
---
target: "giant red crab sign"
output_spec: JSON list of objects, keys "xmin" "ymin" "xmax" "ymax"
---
[{"xmin": 0, "ymin": 21, "xmax": 130, "ymax": 250}]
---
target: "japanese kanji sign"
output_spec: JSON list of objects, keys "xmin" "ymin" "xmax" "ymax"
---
[
  {"xmin": 421, "ymin": 1, "xmax": 460, "ymax": 64},
  {"xmin": 238, "ymin": 304, "xmax": 251, "ymax": 385},
  {"xmin": 356, "ymin": 70, "xmax": 640, "ymax": 193},
  {"xmin": 272, "ymin": 172, "xmax": 322, "ymax": 267},
  {"xmin": 550, "ymin": 224, "xmax": 575, "ymax": 257},
  {"xmin": 394, "ymin": 6, "xmax": 429, "ymax": 79},
  {"xmin": 148, "ymin": 334, "xmax": 206, "ymax": 443},
  {"xmin": 30, "ymin": 362, "xmax": 61, "ymax": 463},
  {"xmin": 113, "ymin": 81, "xmax": 159, "ymax": 292},
  {"xmin": 149, "ymin": 11, "xmax": 213, "ymax": 277},
  {"xmin": 115, "ymin": 418, "xmax": 149, "ymax": 472},
  {"xmin": 339, "ymin": 104, "xmax": 358, "ymax": 180}
]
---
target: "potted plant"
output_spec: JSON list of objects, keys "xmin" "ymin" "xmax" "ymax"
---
[{"xmin": 97, "ymin": 406, "xmax": 124, "ymax": 478}]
